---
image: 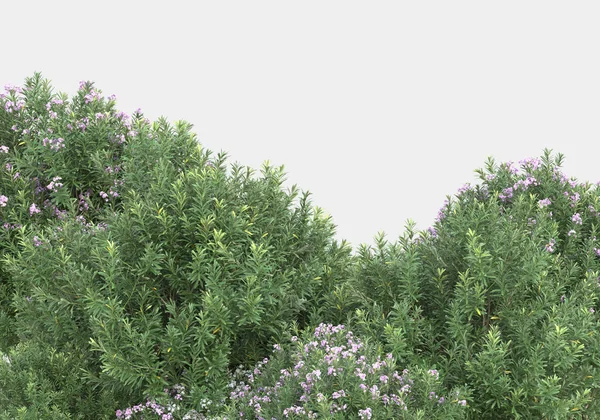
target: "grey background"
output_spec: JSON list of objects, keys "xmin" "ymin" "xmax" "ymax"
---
[{"xmin": 2, "ymin": 2, "xmax": 599, "ymax": 253}]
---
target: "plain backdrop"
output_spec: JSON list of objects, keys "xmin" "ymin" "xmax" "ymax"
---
[{"xmin": 2, "ymin": 2, "xmax": 599, "ymax": 254}]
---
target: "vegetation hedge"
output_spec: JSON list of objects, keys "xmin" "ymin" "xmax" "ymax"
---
[{"xmin": 0, "ymin": 73, "xmax": 598, "ymax": 419}]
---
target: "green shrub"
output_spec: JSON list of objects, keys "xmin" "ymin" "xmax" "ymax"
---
[
  {"xmin": 344, "ymin": 149, "xmax": 600, "ymax": 418},
  {"xmin": 1, "ymin": 73, "xmax": 350, "ymax": 416},
  {"xmin": 2, "ymin": 73, "xmax": 599, "ymax": 419},
  {"xmin": 0, "ymin": 338, "xmax": 118, "ymax": 419},
  {"xmin": 0, "ymin": 73, "xmax": 134, "ymax": 352}
]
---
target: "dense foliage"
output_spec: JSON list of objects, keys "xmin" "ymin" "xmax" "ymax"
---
[{"xmin": 0, "ymin": 74, "xmax": 598, "ymax": 419}]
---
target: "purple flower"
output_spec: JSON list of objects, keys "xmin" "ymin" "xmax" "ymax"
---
[
  {"xmin": 47, "ymin": 176, "xmax": 63, "ymax": 192},
  {"xmin": 33, "ymin": 236, "xmax": 42, "ymax": 247},
  {"xmin": 427, "ymin": 226, "xmax": 438, "ymax": 238},
  {"xmin": 571, "ymin": 192, "xmax": 580, "ymax": 203},
  {"xmin": 84, "ymin": 90, "xmax": 101, "ymax": 104},
  {"xmin": 503, "ymin": 161, "xmax": 519, "ymax": 175},
  {"xmin": 358, "ymin": 408, "xmax": 373, "ymax": 419},
  {"xmin": 457, "ymin": 183, "xmax": 472, "ymax": 195},
  {"xmin": 42, "ymin": 137, "xmax": 65, "ymax": 151},
  {"xmin": 29, "ymin": 203, "xmax": 41, "ymax": 216},
  {"xmin": 538, "ymin": 198, "xmax": 551, "ymax": 208},
  {"xmin": 4, "ymin": 84, "xmax": 22, "ymax": 94},
  {"xmin": 519, "ymin": 157, "xmax": 542, "ymax": 171},
  {"xmin": 572, "ymin": 213, "xmax": 583, "ymax": 225},
  {"xmin": 428, "ymin": 369, "xmax": 439, "ymax": 380},
  {"xmin": 332, "ymin": 390, "xmax": 346, "ymax": 399},
  {"xmin": 500, "ymin": 187, "xmax": 514, "ymax": 202}
]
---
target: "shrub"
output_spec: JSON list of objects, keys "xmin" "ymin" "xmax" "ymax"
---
[
  {"xmin": 344, "ymin": 149, "xmax": 600, "ymax": 418},
  {"xmin": 1, "ymin": 73, "xmax": 351, "ymax": 416},
  {"xmin": 0, "ymin": 73, "xmax": 135, "ymax": 352},
  {"xmin": 2, "ymin": 73, "xmax": 599, "ymax": 419},
  {"xmin": 223, "ymin": 323, "xmax": 469, "ymax": 419}
]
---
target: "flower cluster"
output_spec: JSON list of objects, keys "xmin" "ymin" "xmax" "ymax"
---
[
  {"xmin": 226, "ymin": 323, "xmax": 468, "ymax": 419},
  {"xmin": 42, "ymin": 137, "xmax": 65, "ymax": 151},
  {"xmin": 115, "ymin": 384, "xmax": 205, "ymax": 420}
]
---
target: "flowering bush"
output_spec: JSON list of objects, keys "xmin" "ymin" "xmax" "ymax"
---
[
  {"xmin": 223, "ymin": 323, "xmax": 469, "ymax": 419},
  {"xmin": 345, "ymin": 149, "xmax": 599, "ymax": 418},
  {"xmin": 0, "ymin": 74, "xmax": 351, "ymax": 417},
  {"xmin": 1, "ymin": 73, "xmax": 599, "ymax": 419},
  {"xmin": 0, "ymin": 73, "xmax": 139, "ymax": 355}
]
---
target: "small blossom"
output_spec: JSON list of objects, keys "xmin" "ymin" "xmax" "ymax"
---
[
  {"xmin": 29, "ymin": 203, "xmax": 41, "ymax": 216},
  {"xmin": 457, "ymin": 183, "xmax": 472, "ymax": 195},
  {"xmin": 4, "ymin": 84, "xmax": 22, "ymax": 94},
  {"xmin": 503, "ymin": 161, "xmax": 519, "ymax": 175},
  {"xmin": 332, "ymin": 390, "xmax": 346, "ymax": 399},
  {"xmin": 538, "ymin": 198, "xmax": 551, "ymax": 208},
  {"xmin": 46, "ymin": 176, "xmax": 63, "ymax": 192},
  {"xmin": 427, "ymin": 226, "xmax": 438, "ymax": 238},
  {"xmin": 358, "ymin": 408, "xmax": 373, "ymax": 419},
  {"xmin": 519, "ymin": 157, "xmax": 542, "ymax": 171},
  {"xmin": 428, "ymin": 369, "xmax": 439, "ymax": 380}
]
